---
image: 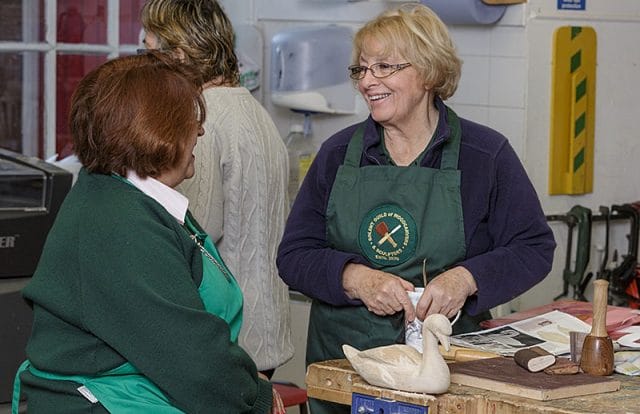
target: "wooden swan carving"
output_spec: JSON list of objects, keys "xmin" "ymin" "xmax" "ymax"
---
[{"xmin": 342, "ymin": 313, "xmax": 452, "ymax": 394}]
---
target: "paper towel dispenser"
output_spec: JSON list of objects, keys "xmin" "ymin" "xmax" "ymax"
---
[
  {"xmin": 420, "ymin": 0, "xmax": 506, "ymax": 25},
  {"xmin": 270, "ymin": 25, "xmax": 355, "ymax": 114}
]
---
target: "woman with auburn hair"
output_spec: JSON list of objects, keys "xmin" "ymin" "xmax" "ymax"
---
[
  {"xmin": 12, "ymin": 51, "xmax": 283, "ymax": 413},
  {"xmin": 276, "ymin": 4, "xmax": 555, "ymax": 412}
]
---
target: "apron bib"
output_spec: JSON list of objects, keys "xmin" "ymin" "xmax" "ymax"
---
[
  {"xmin": 13, "ymin": 213, "xmax": 242, "ymax": 414},
  {"xmin": 307, "ymin": 109, "xmax": 489, "ymax": 413}
]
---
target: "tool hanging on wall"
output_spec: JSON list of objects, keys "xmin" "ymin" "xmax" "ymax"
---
[
  {"xmin": 548, "ymin": 203, "xmax": 640, "ymax": 304},
  {"xmin": 626, "ymin": 202, "xmax": 640, "ymax": 308},
  {"xmin": 608, "ymin": 203, "xmax": 639, "ymax": 305},
  {"xmin": 578, "ymin": 206, "xmax": 610, "ymax": 299},
  {"xmin": 547, "ymin": 205, "xmax": 592, "ymax": 300},
  {"xmin": 548, "ymin": 26, "xmax": 597, "ymax": 195},
  {"xmin": 626, "ymin": 267, "xmax": 640, "ymax": 309}
]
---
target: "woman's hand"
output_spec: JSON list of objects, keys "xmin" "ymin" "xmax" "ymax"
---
[
  {"xmin": 416, "ymin": 266, "xmax": 477, "ymax": 319},
  {"xmin": 342, "ymin": 263, "xmax": 415, "ymax": 320}
]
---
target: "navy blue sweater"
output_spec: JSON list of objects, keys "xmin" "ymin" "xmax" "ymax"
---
[{"xmin": 277, "ymin": 99, "xmax": 556, "ymax": 316}]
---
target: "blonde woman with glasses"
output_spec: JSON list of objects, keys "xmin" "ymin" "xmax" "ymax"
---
[{"xmin": 276, "ymin": 4, "xmax": 555, "ymax": 413}]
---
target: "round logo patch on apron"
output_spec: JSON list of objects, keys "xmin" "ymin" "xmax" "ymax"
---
[{"xmin": 358, "ymin": 204, "xmax": 417, "ymax": 266}]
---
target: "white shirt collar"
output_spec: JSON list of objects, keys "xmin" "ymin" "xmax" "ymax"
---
[{"xmin": 125, "ymin": 170, "xmax": 189, "ymax": 224}]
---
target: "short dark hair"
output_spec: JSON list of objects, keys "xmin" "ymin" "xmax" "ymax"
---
[{"xmin": 71, "ymin": 51, "xmax": 205, "ymax": 177}]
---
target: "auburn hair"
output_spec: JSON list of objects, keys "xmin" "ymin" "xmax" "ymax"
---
[{"xmin": 71, "ymin": 51, "xmax": 205, "ymax": 177}]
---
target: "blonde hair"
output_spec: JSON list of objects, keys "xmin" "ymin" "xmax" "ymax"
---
[
  {"xmin": 352, "ymin": 3, "xmax": 461, "ymax": 99},
  {"xmin": 141, "ymin": 0, "xmax": 239, "ymax": 86}
]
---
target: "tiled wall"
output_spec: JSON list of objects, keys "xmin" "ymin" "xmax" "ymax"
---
[
  {"xmin": 449, "ymin": 22, "xmax": 527, "ymax": 156},
  {"xmin": 227, "ymin": 2, "xmax": 531, "ymax": 165}
]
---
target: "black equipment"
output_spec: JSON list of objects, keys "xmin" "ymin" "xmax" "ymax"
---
[{"xmin": 0, "ymin": 148, "xmax": 72, "ymax": 403}]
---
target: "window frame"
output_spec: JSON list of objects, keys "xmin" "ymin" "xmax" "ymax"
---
[{"xmin": 0, "ymin": 0, "xmax": 142, "ymax": 158}]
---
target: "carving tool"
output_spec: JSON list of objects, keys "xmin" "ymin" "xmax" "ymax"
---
[
  {"xmin": 422, "ymin": 258, "xmax": 428, "ymax": 287},
  {"xmin": 579, "ymin": 279, "xmax": 614, "ymax": 375},
  {"xmin": 439, "ymin": 345, "xmax": 499, "ymax": 362}
]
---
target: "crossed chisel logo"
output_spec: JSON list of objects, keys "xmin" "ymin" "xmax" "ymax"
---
[{"xmin": 375, "ymin": 222, "xmax": 402, "ymax": 248}]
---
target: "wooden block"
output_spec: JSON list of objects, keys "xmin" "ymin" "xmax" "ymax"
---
[
  {"xmin": 544, "ymin": 357, "xmax": 581, "ymax": 375},
  {"xmin": 450, "ymin": 357, "xmax": 620, "ymax": 401},
  {"xmin": 514, "ymin": 346, "xmax": 556, "ymax": 372},
  {"xmin": 305, "ymin": 359, "xmax": 354, "ymax": 405}
]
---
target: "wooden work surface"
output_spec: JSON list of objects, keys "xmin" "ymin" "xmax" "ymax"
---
[
  {"xmin": 306, "ymin": 359, "xmax": 640, "ymax": 414},
  {"xmin": 449, "ymin": 357, "xmax": 620, "ymax": 401}
]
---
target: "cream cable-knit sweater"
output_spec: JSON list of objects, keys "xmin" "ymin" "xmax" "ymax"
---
[{"xmin": 178, "ymin": 87, "xmax": 294, "ymax": 371}]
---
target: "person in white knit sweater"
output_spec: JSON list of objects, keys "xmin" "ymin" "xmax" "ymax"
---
[{"xmin": 141, "ymin": 0, "xmax": 294, "ymax": 378}]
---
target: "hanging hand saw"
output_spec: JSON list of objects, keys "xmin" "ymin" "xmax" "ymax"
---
[{"xmin": 550, "ymin": 205, "xmax": 592, "ymax": 300}]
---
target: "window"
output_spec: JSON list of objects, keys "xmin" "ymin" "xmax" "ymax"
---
[{"xmin": 0, "ymin": 0, "xmax": 146, "ymax": 159}]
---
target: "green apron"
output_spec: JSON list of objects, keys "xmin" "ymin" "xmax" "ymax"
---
[
  {"xmin": 308, "ymin": 109, "xmax": 490, "ymax": 413},
  {"xmin": 12, "ymin": 213, "xmax": 243, "ymax": 414}
]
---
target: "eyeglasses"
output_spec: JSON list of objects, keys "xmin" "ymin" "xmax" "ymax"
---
[{"xmin": 347, "ymin": 62, "xmax": 412, "ymax": 80}]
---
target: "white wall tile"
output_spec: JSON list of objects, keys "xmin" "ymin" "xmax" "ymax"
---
[
  {"xmin": 255, "ymin": 0, "xmax": 388, "ymax": 23},
  {"xmin": 490, "ymin": 26, "xmax": 526, "ymax": 57},
  {"xmin": 488, "ymin": 107, "xmax": 525, "ymax": 157},
  {"xmin": 448, "ymin": 103, "xmax": 489, "ymax": 126},
  {"xmin": 454, "ymin": 56, "xmax": 491, "ymax": 106},
  {"xmin": 450, "ymin": 27, "xmax": 492, "ymax": 56},
  {"xmin": 489, "ymin": 57, "xmax": 526, "ymax": 108}
]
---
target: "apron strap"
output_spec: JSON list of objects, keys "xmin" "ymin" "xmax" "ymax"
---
[
  {"xmin": 342, "ymin": 123, "xmax": 367, "ymax": 167},
  {"xmin": 440, "ymin": 108, "xmax": 462, "ymax": 171},
  {"xmin": 12, "ymin": 360, "xmax": 29, "ymax": 414}
]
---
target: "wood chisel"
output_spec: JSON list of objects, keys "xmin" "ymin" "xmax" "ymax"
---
[{"xmin": 439, "ymin": 345, "xmax": 499, "ymax": 362}]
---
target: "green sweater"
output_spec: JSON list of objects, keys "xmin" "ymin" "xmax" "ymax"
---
[{"xmin": 21, "ymin": 170, "xmax": 272, "ymax": 413}]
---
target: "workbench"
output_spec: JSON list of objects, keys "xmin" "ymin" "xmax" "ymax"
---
[{"xmin": 306, "ymin": 359, "xmax": 640, "ymax": 414}]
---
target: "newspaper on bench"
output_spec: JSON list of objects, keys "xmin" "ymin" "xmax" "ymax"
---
[{"xmin": 450, "ymin": 310, "xmax": 591, "ymax": 356}]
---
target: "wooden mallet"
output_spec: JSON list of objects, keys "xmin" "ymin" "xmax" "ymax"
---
[{"xmin": 579, "ymin": 279, "xmax": 614, "ymax": 376}]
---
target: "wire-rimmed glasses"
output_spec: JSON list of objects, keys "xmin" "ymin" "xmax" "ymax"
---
[{"xmin": 348, "ymin": 62, "xmax": 411, "ymax": 80}]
